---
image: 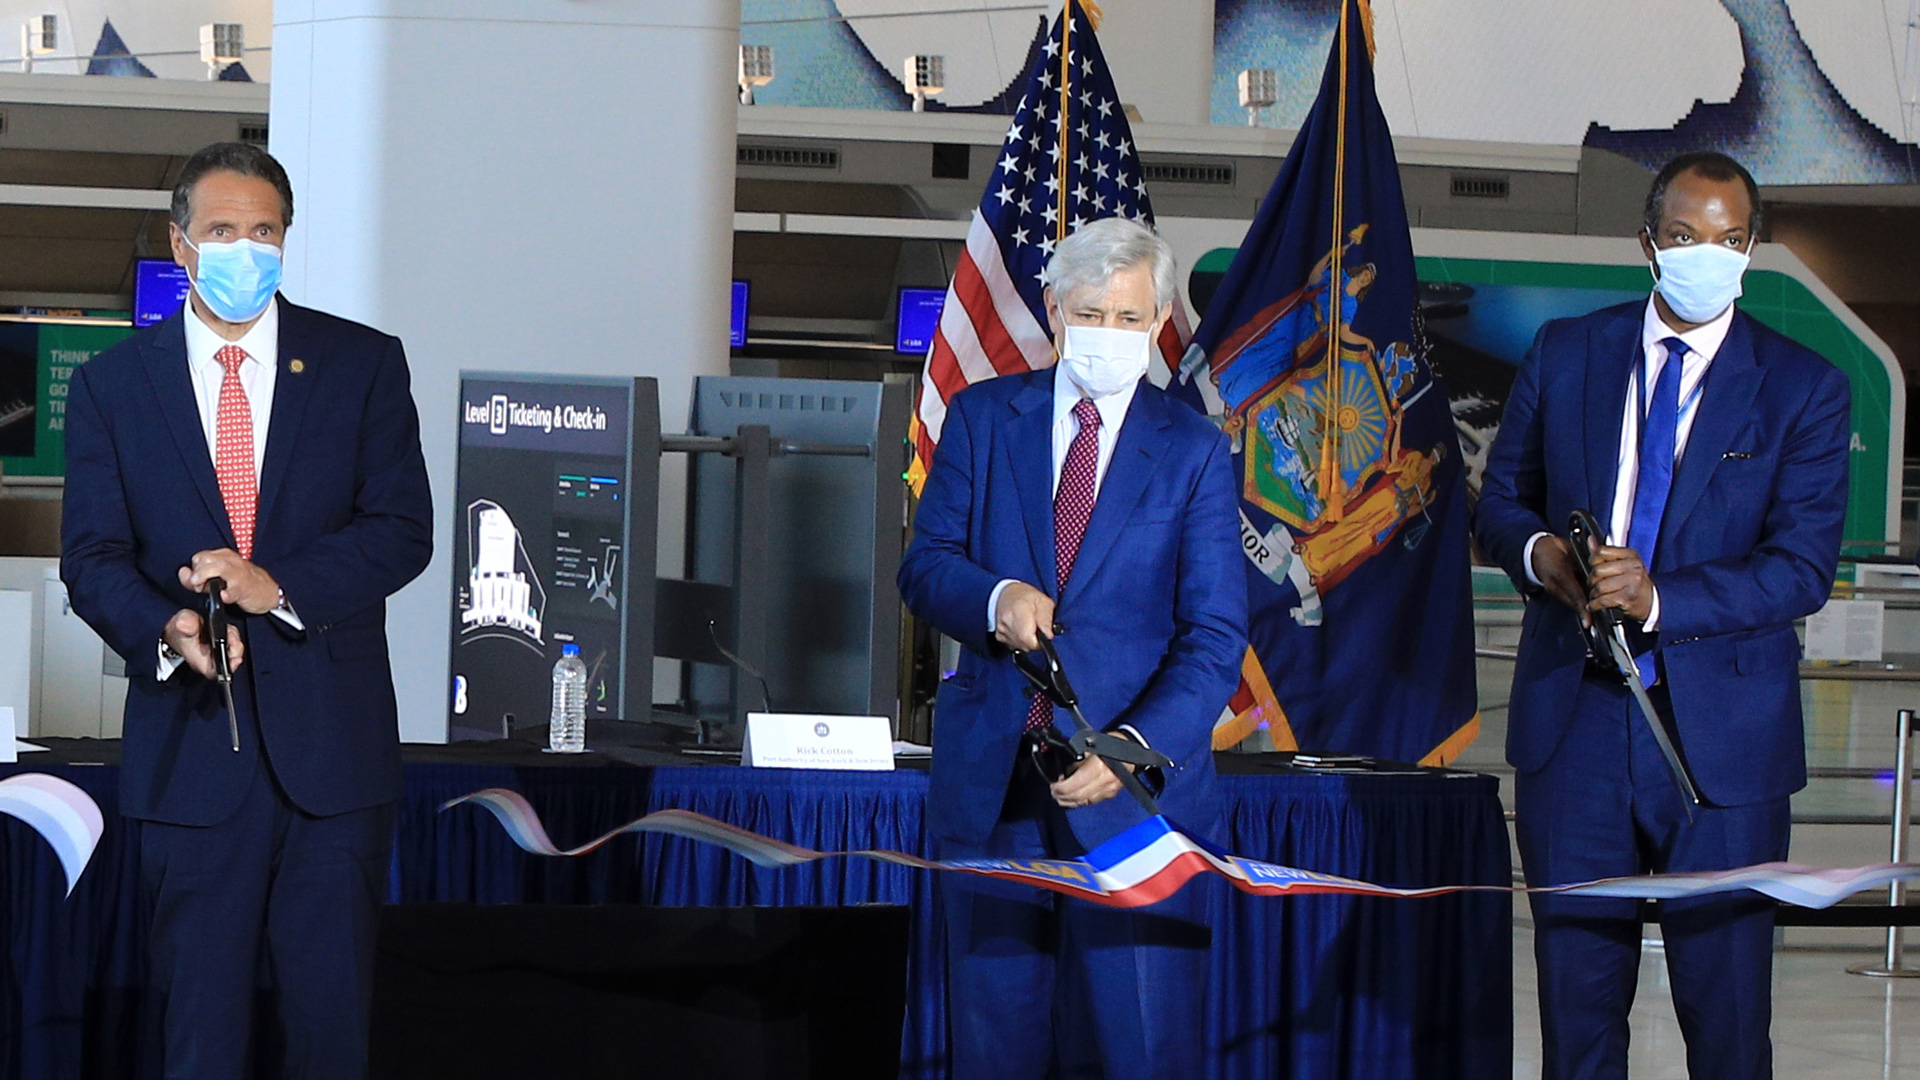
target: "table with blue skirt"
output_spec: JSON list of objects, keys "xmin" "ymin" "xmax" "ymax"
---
[{"xmin": 2, "ymin": 736, "xmax": 1512, "ymax": 1079}]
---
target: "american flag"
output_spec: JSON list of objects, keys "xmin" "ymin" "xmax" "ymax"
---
[{"xmin": 907, "ymin": 0, "xmax": 1189, "ymax": 493}]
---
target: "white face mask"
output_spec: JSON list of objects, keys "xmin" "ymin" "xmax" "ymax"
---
[
  {"xmin": 1649, "ymin": 239, "xmax": 1750, "ymax": 324},
  {"xmin": 1058, "ymin": 324, "xmax": 1151, "ymax": 399}
]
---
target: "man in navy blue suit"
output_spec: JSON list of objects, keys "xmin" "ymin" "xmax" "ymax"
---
[
  {"xmin": 1475, "ymin": 152, "xmax": 1851, "ymax": 1079},
  {"xmin": 899, "ymin": 217, "xmax": 1246, "ymax": 1079},
  {"xmin": 61, "ymin": 142, "xmax": 432, "ymax": 1079}
]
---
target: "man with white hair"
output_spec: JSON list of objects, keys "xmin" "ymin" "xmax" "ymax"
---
[{"xmin": 899, "ymin": 216, "xmax": 1246, "ymax": 1078}]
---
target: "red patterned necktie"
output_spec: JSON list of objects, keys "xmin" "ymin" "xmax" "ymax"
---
[
  {"xmin": 1026, "ymin": 398, "xmax": 1103, "ymax": 733},
  {"xmin": 213, "ymin": 344, "xmax": 257, "ymax": 560}
]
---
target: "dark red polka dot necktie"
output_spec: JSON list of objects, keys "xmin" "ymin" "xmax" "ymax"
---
[{"xmin": 1026, "ymin": 398, "xmax": 1102, "ymax": 733}]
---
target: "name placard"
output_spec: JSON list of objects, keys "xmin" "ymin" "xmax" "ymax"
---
[{"xmin": 744, "ymin": 713, "xmax": 895, "ymax": 771}]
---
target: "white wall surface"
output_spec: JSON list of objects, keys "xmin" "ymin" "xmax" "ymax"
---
[
  {"xmin": 830, "ymin": 0, "xmax": 1216, "ymax": 123},
  {"xmin": 272, "ymin": 0, "xmax": 739, "ymax": 742},
  {"xmin": 1092, "ymin": 0, "xmax": 1214, "ymax": 124},
  {"xmin": 0, "ymin": 0, "xmax": 272, "ymax": 80},
  {"xmin": 7, "ymin": 0, "xmax": 1913, "ymax": 152}
]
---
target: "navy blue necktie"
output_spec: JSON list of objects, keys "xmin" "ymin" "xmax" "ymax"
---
[{"xmin": 1626, "ymin": 337, "xmax": 1686, "ymax": 682}]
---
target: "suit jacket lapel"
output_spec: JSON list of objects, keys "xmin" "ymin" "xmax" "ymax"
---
[
  {"xmin": 1658, "ymin": 313, "xmax": 1764, "ymax": 565},
  {"xmin": 254, "ymin": 298, "xmax": 318, "ymax": 534},
  {"xmin": 1583, "ymin": 309, "xmax": 1640, "ymax": 533},
  {"xmin": 1004, "ymin": 373, "xmax": 1059, "ymax": 595},
  {"xmin": 1064, "ymin": 386, "xmax": 1170, "ymax": 600},
  {"xmin": 143, "ymin": 314, "xmax": 234, "ymax": 544}
]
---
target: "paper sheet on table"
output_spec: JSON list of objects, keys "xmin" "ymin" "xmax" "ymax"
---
[{"xmin": 1804, "ymin": 599, "xmax": 1883, "ymax": 662}]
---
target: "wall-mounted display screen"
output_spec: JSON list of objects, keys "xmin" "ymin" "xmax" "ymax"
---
[
  {"xmin": 730, "ymin": 280, "xmax": 750, "ymax": 349},
  {"xmin": 895, "ymin": 287, "xmax": 945, "ymax": 355},
  {"xmin": 133, "ymin": 259, "xmax": 192, "ymax": 327}
]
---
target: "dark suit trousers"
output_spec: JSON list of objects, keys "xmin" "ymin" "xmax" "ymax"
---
[
  {"xmin": 1515, "ymin": 678, "xmax": 1790, "ymax": 1080},
  {"xmin": 138, "ymin": 702, "xmax": 393, "ymax": 1080},
  {"xmin": 939, "ymin": 756, "xmax": 1211, "ymax": 1080}
]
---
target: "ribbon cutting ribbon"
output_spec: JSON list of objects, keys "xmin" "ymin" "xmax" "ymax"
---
[
  {"xmin": 0, "ymin": 773, "xmax": 105, "ymax": 897},
  {"xmin": 445, "ymin": 788, "xmax": 1920, "ymax": 911}
]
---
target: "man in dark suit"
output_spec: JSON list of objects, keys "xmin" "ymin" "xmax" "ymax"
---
[
  {"xmin": 898, "ymin": 217, "xmax": 1246, "ymax": 1079},
  {"xmin": 61, "ymin": 142, "xmax": 432, "ymax": 1079},
  {"xmin": 1475, "ymin": 152, "xmax": 1851, "ymax": 1079}
]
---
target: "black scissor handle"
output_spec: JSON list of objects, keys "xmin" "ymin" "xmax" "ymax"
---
[
  {"xmin": 205, "ymin": 577, "xmax": 230, "ymax": 671},
  {"xmin": 1566, "ymin": 509, "xmax": 1601, "ymax": 583},
  {"xmin": 1069, "ymin": 728, "xmax": 1174, "ymax": 773},
  {"xmin": 204, "ymin": 576, "xmax": 242, "ymax": 752},
  {"xmin": 1566, "ymin": 509, "xmax": 1624, "ymax": 635},
  {"xmin": 1012, "ymin": 630, "xmax": 1078, "ymax": 710}
]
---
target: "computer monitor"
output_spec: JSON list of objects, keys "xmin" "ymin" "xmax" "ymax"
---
[
  {"xmin": 730, "ymin": 280, "xmax": 750, "ymax": 349},
  {"xmin": 895, "ymin": 287, "xmax": 946, "ymax": 355},
  {"xmin": 133, "ymin": 259, "xmax": 192, "ymax": 327}
]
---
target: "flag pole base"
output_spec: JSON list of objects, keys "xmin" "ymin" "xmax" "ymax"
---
[{"xmin": 1844, "ymin": 963, "xmax": 1920, "ymax": 979}]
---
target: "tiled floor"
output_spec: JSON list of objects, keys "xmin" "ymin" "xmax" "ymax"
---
[
  {"xmin": 1473, "ymin": 624, "xmax": 1920, "ymax": 1078},
  {"xmin": 1510, "ymin": 923, "xmax": 1920, "ymax": 1079}
]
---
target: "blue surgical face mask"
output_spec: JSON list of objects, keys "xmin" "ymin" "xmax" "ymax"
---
[
  {"xmin": 1649, "ymin": 237, "xmax": 1750, "ymax": 324},
  {"xmin": 185, "ymin": 236, "xmax": 282, "ymax": 323}
]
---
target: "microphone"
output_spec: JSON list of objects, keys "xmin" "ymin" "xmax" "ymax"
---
[{"xmin": 707, "ymin": 620, "xmax": 775, "ymax": 714}]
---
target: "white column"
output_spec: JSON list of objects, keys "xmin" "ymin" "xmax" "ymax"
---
[{"xmin": 270, "ymin": 0, "xmax": 738, "ymax": 742}]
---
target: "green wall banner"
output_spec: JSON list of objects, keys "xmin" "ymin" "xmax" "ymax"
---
[
  {"xmin": 0, "ymin": 323, "xmax": 135, "ymax": 479},
  {"xmin": 1410, "ymin": 257, "xmax": 1896, "ymax": 558}
]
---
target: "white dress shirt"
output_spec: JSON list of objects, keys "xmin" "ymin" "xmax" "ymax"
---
[
  {"xmin": 986, "ymin": 372, "xmax": 1140, "ymax": 628},
  {"xmin": 1523, "ymin": 296, "xmax": 1737, "ymax": 630},
  {"xmin": 158, "ymin": 298, "xmax": 301, "ymax": 678}
]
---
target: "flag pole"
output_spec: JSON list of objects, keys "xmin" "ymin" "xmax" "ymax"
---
[
  {"xmin": 1056, "ymin": 0, "xmax": 1073, "ymax": 245},
  {"xmin": 1321, "ymin": 0, "xmax": 1351, "ymax": 522}
]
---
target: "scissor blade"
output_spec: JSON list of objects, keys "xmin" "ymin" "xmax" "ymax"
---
[
  {"xmin": 218, "ymin": 674, "xmax": 240, "ymax": 753},
  {"xmin": 1065, "ymin": 704, "xmax": 1166, "ymax": 815},
  {"xmin": 1604, "ymin": 626, "xmax": 1701, "ymax": 817},
  {"xmin": 1111, "ymin": 762, "xmax": 1162, "ymax": 816}
]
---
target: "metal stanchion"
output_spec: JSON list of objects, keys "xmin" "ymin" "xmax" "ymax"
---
[{"xmin": 1848, "ymin": 708, "xmax": 1918, "ymax": 978}]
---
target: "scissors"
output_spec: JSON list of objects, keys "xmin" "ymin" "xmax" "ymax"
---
[
  {"xmin": 1012, "ymin": 633, "xmax": 1174, "ymax": 815},
  {"xmin": 1566, "ymin": 509, "xmax": 1700, "ymax": 817}
]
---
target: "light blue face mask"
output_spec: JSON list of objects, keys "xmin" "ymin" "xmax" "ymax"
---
[
  {"xmin": 1649, "ymin": 237, "xmax": 1751, "ymax": 324},
  {"xmin": 185, "ymin": 236, "xmax": 282, "ymax": 323}
]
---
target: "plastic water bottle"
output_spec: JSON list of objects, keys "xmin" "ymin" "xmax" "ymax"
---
[{"xmin": 548, "ymin": 643, "xmax": 587, "ymax": 753}]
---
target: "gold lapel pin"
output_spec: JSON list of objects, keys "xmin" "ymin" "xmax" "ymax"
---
[{"xmin": 290, "ymin": 359, "xmax": 305, "ymax": 374}]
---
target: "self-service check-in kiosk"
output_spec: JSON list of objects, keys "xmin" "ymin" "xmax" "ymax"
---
[{"xmin": 449, "ymin": 374, "xmax": 908, "ymax": 745}]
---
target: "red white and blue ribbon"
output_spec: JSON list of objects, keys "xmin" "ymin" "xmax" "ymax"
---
[
  {"xmin": 444, "ymin": 788, "xmax": 1920, "ymax": 910},
  {"xmin": 0, "ymin": 773, "xmax": 104, "ymax": 897}
]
